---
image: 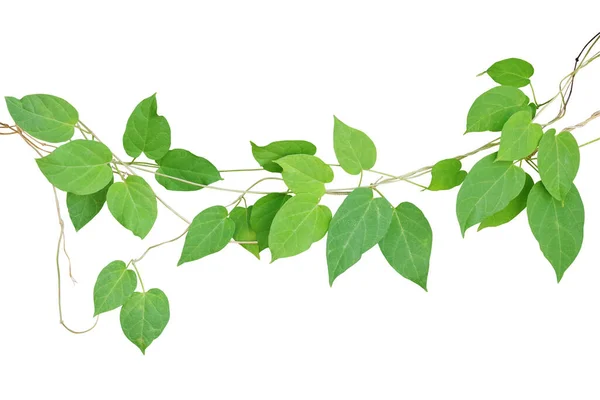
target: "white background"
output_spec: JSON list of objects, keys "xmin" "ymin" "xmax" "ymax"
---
[{"xmin": 1, "ymin": 1, "xmax": 600, "ymax": 399}]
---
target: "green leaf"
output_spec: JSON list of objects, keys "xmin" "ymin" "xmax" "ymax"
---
[
  {"xmin": 229, "ymin": 206, "xmax": 260, "ymax": 259},
  {"xmin": 538, "ymin": 129, "xmax": 580, "ymax": 201},
  {"xmin": 528, "ymin": 103, "xmax": 537, "ymax": 119},
  {"xmin": 269, "ymin": 194, "xmax": 332, "ymax": 262},
  {"xmin": 155, "ymin": 149, "xmax": 222, "ymax": 191},
  {"xmin": 93, "ymin": 260, "xmax": 137, "ymax": 316},
  {"xmin": 178, "ymin": 206, "xmax": 235, "ymax": 266},
  {"xmin": 427, "ymin": 159, "xmax": 467, "ymax": 191},
  {"xmin": 107, "ymin": 176, "xmax": 158, "ymax": 239},
  {"xmin": 527, "ymin": 182, "xmax": 584, "ymax": 282},
  {"xmin": 497, "ymin": 110, "xmax": 543, "ymax": 161},
  {"xmin": 333, "ymin": 116, "xmax": 377, "ymax": 175},
  {"xmin": 36, "ymin": 140, "xmax": 113, "ymax": 195},
  {"xmin": 456, "ymin": 152, "xmax": 526, "ymax": 236},
  {"xmin": 466, "ymin": 86, "xmax": 529, "ymax": 133},
  {"xmin": 275, "ymin": 154, "xmax": 334, "ymax": 197},
  {"xmin": 120, "ymin": 288, "xmax": 170, "ymax": 354},
  {"xmin": 327, "ymin": 188, "xmax": 393, "ymax": 286},
  {"xmin": 122, "ymin": 94, "xmax": 171, "ymax": 161},
  {"xmin": 5, "ymin": 94, "xmax": 78, "ymax": 142},
  {"xmin": 485, "ymin": 58, "xmax": 534, "ymax": 87},
  {"xmin": 378, "ymin": 202, "xmax": 432, "ymax": 291},
  {"xmin": 250, "ymin": 193, "xmax": 291, "ymax": 251},
  {"xmin": 67, "ymin": 177, "xmax": 113, "ymax": 231},
  {"xmin": 251, "ymin": 140, "xmax": 317, "ymax": 172},
  {"xmin": 478, "ymin": 173, "xmax": 534, "ymax": 230}
]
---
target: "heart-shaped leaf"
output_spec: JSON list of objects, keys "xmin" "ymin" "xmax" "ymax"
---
[
  {"xmin": 107, "ymin": 175, "xmax": 158, "ymax": 239},
  {"xmin": 93, "ymin": 260, "xmax": 137, "ymax": 316},
  {"xmin": 485, "ymin": 58, "xmax": 534, "ymax": 87},
  {"xmin": 120, "ymin": 288, "xmax": 170, "ymax": 354},
  {"xmin": 123, "ymin": 94, "xmax": 171, "ymax": 160},
  {"xmin": 229, "ymin": 206, "xmax": 260, "ymax": 259},
  {"xmin": 497, "ymin": 110, "xmax": 543, "ymax": 161},
  {"xmin": 251, "ymin": 140, "xmax": 317, "ymax": 172},
  {"xmin": 466, "ymin": 86, "xmax": 529, "ymax": 133},
  {"xmin": 427, "ymin": 159, "xmax": 467, "ymax": 191},
  {"xmin": 250, "ymin": 193, "xmax": 291, "ymax": 251},
  {"xmin": 67, "ymin": 177, "xmax": 113, "ymax": 231},
  {"xmin": 156, "ymin": 149, "xmax": 221, "ymax": 191},
  {"xmin": 275, "ymin": 154, "xmax": 333, "ymax": 197},
  {"xmin": 538, "ymin": 129, "xmax": 580, "ymax": 201},
  {"xmin": 333, "ymin": 116, "xmax": 377, "ymax": 175}
]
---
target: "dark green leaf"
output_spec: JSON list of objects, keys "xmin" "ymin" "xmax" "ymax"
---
[
  {"xmin": 486, "ymin": 58, "xmax": 534, "ymax": 87},
  {"xmin": 333, "ymin": 116, "xmax": 377, "ymax": 175},
  {"xmin": 229, "ymin": 206, "xmax": 260, "ymax": 259},
  {"xmin": 275, "ymin": 154, "xmax": 334, "ymax": 197},
  {"xmin": 250, "ymin": 193, "xmax": 291, "ymax": 251},
  {"xmin": 120, "ymin": 288, "xmax": 170, "ymax": 354},
  {"xmin": 93, "ymin": 260, "xmax": 137, "ymax": 316},
  {"xmin": 427, "ymin": 159, "xmax": 467, "ymax": 191},
  {"xmin": 251, "ymin": 140, "xmax": 317, "ymax": 172},
  {"xmin": 478, "ymin": 173, "xmax": 534, "ymax": 230},
  {"xmin": 122, "ymin": 94, "xmax": 171, "ymax": 160},
  {"xmin": 497, "ymin": 110, "xmax": 543, "ymax": 161},
  {"xmin": 538, "ymin": 129, "xmax": 580, "ymax": 201},
  {"xmin": 155, "ymin": 149, "xmax": 222, "ymax": 191},
  {"xmin": 466, "ymin": 86, "xmax": 529, "ymax": 133},
  {"xmin": 107, "ymin": 175, "xmax": 158, "ymax": 239},
  {"xmin": 67, "ymin": 177, "xmax": 113, "ymax": 231}
]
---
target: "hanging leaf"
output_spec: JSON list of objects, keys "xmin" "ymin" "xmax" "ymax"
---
[
  {"xmin": 485, "ymin": 58, "xmax": 534, "ymax": 87},
  {"xmin": 478, "ymin": 173, "xmax": 534, "ymax": 230},
  {"xmin": 155, "ymin": 149, "xmax": 222, "ymax": 191},
  {"xmin": 120, "ymin": 288, "xmax": 170, "ymax": 354},
  {"xmin": 427, "ymin": 159, "xmax": 467, "ymax": 191},
  {"xmin": 275, "ymin": 154, "xmax": 334, "ymax": 197},
  {"xmin": 538, "ymin": 129, "xmax": 580, "ymax": 201},
  {"xmin": 497, "ymin": 110, "xmax": 543, "ymax": 161},
  {"xmin": 250, "ymin": 193, "xmax": 291, "ymax": 251},
  {"xmin": 93, "ymin": 260, "xmax": 137, "ymax": 316},
  {"xmin": 107, "ymin": 175, "xmax": 158, "ymax": 239},
  {"xmin": 229, "ymin": 206, "xmax": 260, "ymax": 259},
  {"xmin": 122, "ymin": 94, "xmax": 171, "ymax": 161},
  {"xmin": 66, "ymin": 177, "xmax": 113, "ymax": 231},
  {"xmin": 333, "ymin": 116, "xmax": 377, "ymax": 175},
  {"xmin": 466, "ymin": 86, "xmax": 529, "ymax": 133},
  {"xmin": 251, "ymin": 140, "xmax": 317, "ymax": 172}
]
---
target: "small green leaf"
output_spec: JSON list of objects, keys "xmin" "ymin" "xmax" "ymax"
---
[
  {"xmin": 107, "ymin": 176, "xmax": 158, "ymax": 239},
  {"xmin": 178, "ymin": 206, "xmax": 235, "ymax": 266},
  {"xmin": 478, "ymin": 173, "xmax": 534, "ymax": 230},
  {"xmin": 5, "ymin": 94, "xmax": 78, "ymax": 142},
  {"xmin": 485, "ymin": 58, "xmax": 534, "ymax": 87},
  {"xmin": 538, "ymin": 129, "xmax": 580, "ymax": 201},
  {"xmin": 456, "ymin": 152, "xmax": 526, "ymax": 236},
  {"xmin": 427, "ymin": 159, "xmax": 467, "ymax": 191},
  {"xmin": 327, "ymin": 188, "xmax": 393, "ymax": 286},
  {"xmin": 67, "ymin": 177, "xmax": 113, "ymax": 231},
  {"xmin": 93, "ymin": 260, "xmax": 137, "ymax": 316},
  {"xmin": 497, "ymin": 110, "xmax": 543, "ymax": 161},
  {"xmin": 250, "ymin": 193, "xmax": 291, "ymax": 251},
  {"xmin": 527, "ymin": 182, "xmax": 584, "ymax": 282},
  {"xmin": 36, "ymin": 140, "xmax": 113, "ymax": 195},
  {"xmin": 528, "ymin": 103, "xmax": 537, "ymax": 119},
  {"xmin": 269, "ymin": 194, "xmax": 332, "ymax": 262},
  {"xmin": 466, "ymin": 86, "xmax": 529, "ymax": 133},
  {"xmin": 251, "ymin": 140, "xmax": 317, "ymax": 172},
  {"xmin": 122, "ymin": 94, "xmax": 171, "ymax": 161},
  {"xmin": 333, "ymin": 116, "xmax": 377, "ymax": 175},
  {"xmin": 275, "ymin": 154, "xmax": 334, "ymax": 197},
  {"xmin": 155, "ymin": 149, "xmax": 222, "ymax": 191},
  {"xmin": 378, "ymin": 202, "xmax": 432, "ymax": 291},
  {"xmin": 229, "ymin": 206, "xmax": 260, "ymax": 259},
  {"xmin": 120, "ymin": 288, "xmax": 170, "ymax": 354}
]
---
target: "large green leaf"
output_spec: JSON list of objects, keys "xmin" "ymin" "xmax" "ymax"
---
[
  {"xmin": 122, "ymin": 94, "xmax": 171, "ymax": 161},
  {"xmin": 378, "ymin": 202, "xmax": 432, "ymax": 291},
  {"xmin": 527, "ymin": 182, "xmax": 584, "ymax": 282},
  {"xmin": 93, "ymin": 260, "xmax": 137, "ymax": 316},
  {"xmin": 333, "ymin": 116, "xmax": 377, "ymax": 175},
  {"xmin": 251, "ymin": 140, "xmax": 317, "ymax": 172},
  {"xmin": 250, "ymin": 193, "xmax": 291, "ymax": 251},
  {"xmin": 478, "ymin": 173, "xmax": 534, "ymax": 230},
  {"xmin": 456, "ymin": 152, "xmax": 526, "ymax": 236},
  {"xmin": 485, "ymin": 58, "xmax": 534, "ymax": 87},
  {"xmin": 497, "ymin": 110, "xmax": 543, "ymax": 161},
  {"xmin": 67, "ymin": 177, "xmax": 113, "ymax": 231},
  {"xmin": 178, "ymin": 206, "xmax": 235, "ymax": 266},
  {"xmin": 275, "ymin": 154, "xmax": 334, "ymax": 197},
  {"xmin": 36, "ymin": 140, "xmax": 113, "ymax": 195},
  {"xmin": 120, "ymin": 288, "xmax": 170, "ymax": 354},
  {"xmin": 327, "ymin": 188, "xmax": 393, "ymax": 286},
  {"xmin": 538, "ymin": 129, "xmax": 580, "ymax": 201},
  {"xmin": 5, "ymin": 94, "xmax": 78, "ymax": 142},
  {"xmin": 155, "ymin": 149, "xmax": 222, "ymax": 191},
  {"xmin": 107, "ymin": 175, "xmax": 158, "ymax": 239},
  {"xmin": 269, "ymin": 194, "xmax": 332, "ymax": 262},
  {"xmin": 229, "ymin": 206, "xmax": 260, "ymax": 259},
  {"xmin": 427, "ymin": 159, "xmax": 467, "ymax": 191},
  {"xmin": 466, "ymin": 86, "xmax": 529, "ymax": 133}
]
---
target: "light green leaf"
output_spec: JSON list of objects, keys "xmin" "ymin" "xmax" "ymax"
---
[
  {"xmin": 122, "ymin": 94, "xmax": 171, "ymax": 160},
  {"xmin": 466, "ymin": 86, "xmax": 529, "ymax": 133},
  {"xmin": 456, "ymin": 152, "xmax": 526, "ymax": 236},
  {"xmin": 527, "ymin": 182, "xmax": 584, "ymax": 282},
  {"xmin": 107, "ymin": 175, "xmax": 158, "ymax": 239},
  {"xmin": 528, "ymin": 103, "xmax": 537, "ymax": 119},
  {"xmin": 427, "ymin": 159, "xmax": 467, "ymax": 191},
  {"xmin": 485, "ymin": 58, "xmax": 534, "ymax": 87},
  {"xmin": 67, "ymin": 177, "xmax": 113, "ymax": 231},
  {"xmin": 251, "ymin": 140, "xmax": 317, "ymax": 172},
  {"xmin": 327, "ymin": 188, "xmax": 393, "ymax": 286},
  {"xmin": 120, "ymin": 288, "xmax": 170, "ymax": 354},
  {"xmin": 178, "ymin": 206, "xmax": 235, "ymax": 266},
  {"xmin": 93, "ymin": 260, "xmax": 137, "ymax": 316},
  {"xmin": 275, "ymin": 154, "xmax": 334, "ymax": 197},
  {"xmin": 269, "ymin": 194, "xmax": 332, "ymax": 262},
  {"xmin": 497, "ymin": 110, "xmax": 543, "ymax": 161},
  {"xmin": 36, "ymin": 140, "xmax": 113, "ymax": 195},
  {"xmin": 333, "ymin": 116, "xmax": 377, "ymax": 175},
  {"xmin": 230, "ymin": 206, "xmax": 260, "ymax": 259},
  {"xmin": 378, "ymin": 202, "xmax": 432, "ymax": 291},
  {"xmin": 538, "ymin": 129, "xmax": 580, "ymax": 201},
  {"xmin": 5, "ymin": 94, "xmax": 78, "ymax": 142},
  {"xmin": 250, "ymin": 193, "xmax": 291, "ymax": 251},
  {"xmin": 155, "ymin": 149, "xmax": 221, "ymax": 191},
  {"xmin": 478, "ymin": 173, "xmax": 534, "ymax": 230}
]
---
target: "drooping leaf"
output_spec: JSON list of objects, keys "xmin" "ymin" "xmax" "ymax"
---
[
  {"xmin": 107, "ymin": 175, "xmax": 158, "ymax": 239},
  {"xmin": 93, "ymin": 260, "xmax": 137, "ymax": 316},
  {"xmin": 120, "ymin": 288, "xmax": 170, "ymax": 354},
  {"xmin": 67, "ymin": 177, "xmax": 113, "ymax": 231},
  {"xmin": 229, "ymin": 206, "xmax": 260, "ymax": 259},
  {"xmin": 36, "ymin": 140, "xmax": 113, "ymax": 195},
  {"xmin": 333, "ymin": 116, "xmax": 377, "ymax": 175},
  {"xmin": 497, "ymin": 110, "xmax": 543, "ymax": 161},
  {"xmin": 275, "ymin": 154, "xmax": 334, "ymax": 197},
  {"xmin": 327, "ymin": 188, "xmax": 393, "ymax": 286},
  {"xmin": 485, "ymin": 58, "xmax": 534, "ymax": 87},
  {"xmin": 155, "ymin": 149, "xmax": 222, "ymax": 191},
  {"xmin": 250, "ymin": 193, "xmax": 291, "ymax": 251},
  {"xmin": 427, "ymin": 159, "xmax": 467, "ymax": 191},
  {"xmin": 478, "ymin": 173, "xmax": 534, "ymax": 230},
  {"xmin": 466, "ymin": 86, "xmax": 529, "ymax": 133},
  {"xmin": 378, "ymin": 202, "xmax": 432, "ymax": 291},
  {"xmin": 178, "ymin": 206, "xmax": 235, "ymax": 266},
  {"xmin": 456, "ymin": 152, "xmax": 526, "ymax": 236},
  {"xmin": 269, "ymin": 194, "xmax": 332, "ymax": 262},
  {"xmin": 527, "ymin": 182, "xmax": 584, "ymax": 282},
  {"xmin": 538, "ymin": 129, "xmax": 580, "ymax": 201},
  {"xmin": 251, "ymin": 140, "xmax": 317, "ymax": 172},
  {"xmin": 122, "ymin": 94, "xmax": 171, "ymax": 160},
  {"xmin": 5, "ymin": 94, "xmax": 78, "ymax": 142}
]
